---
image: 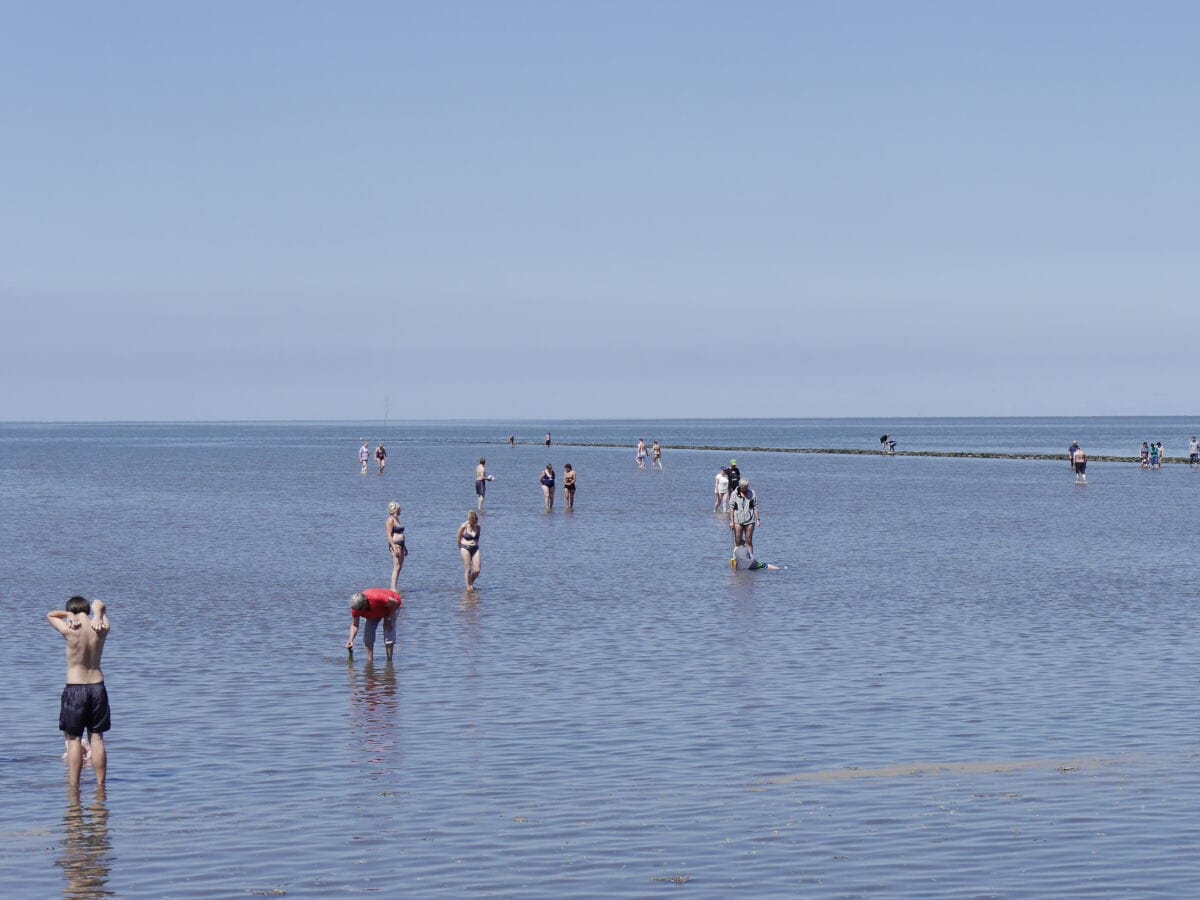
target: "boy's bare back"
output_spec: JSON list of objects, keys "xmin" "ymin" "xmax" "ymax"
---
[{"xmin": 49, "ymin": 599, "xmax": 109, "ymax": 684}]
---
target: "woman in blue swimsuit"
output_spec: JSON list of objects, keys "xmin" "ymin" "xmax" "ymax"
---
[{"xmin": 456, "ymin": 510, "xmax": 482, "ymax": 591}]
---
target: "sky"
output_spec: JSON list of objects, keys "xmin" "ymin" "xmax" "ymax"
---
[{"xmin": 2, "ymin": 1, "xmax": 1198, "ymax": 420}]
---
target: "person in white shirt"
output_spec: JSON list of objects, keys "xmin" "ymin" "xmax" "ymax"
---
[{"xmin": 713, "ymin": 468, "xmax": 730, "ymax": 512}]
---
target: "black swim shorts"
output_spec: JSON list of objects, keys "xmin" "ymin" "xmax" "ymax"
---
[{"xmin": 59, "ymin": 683, "xmax": 111, "ymax": 738}]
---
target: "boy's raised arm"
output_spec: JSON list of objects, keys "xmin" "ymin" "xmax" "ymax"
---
[
  {"xmin": 90, "ymin": 599, "xmax": 109, "ymax": 632},
  {"xmin": 47, "ymin": 610, "xmax": 73, "ymax": 635}
]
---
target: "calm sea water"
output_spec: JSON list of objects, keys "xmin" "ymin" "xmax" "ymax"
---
[{"xmin": 2, "ymin": 419, "xmax": 1199, "ymax": 898}]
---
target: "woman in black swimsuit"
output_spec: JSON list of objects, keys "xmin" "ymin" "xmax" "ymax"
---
[
  {"xmin": 456, "ymin": 510, "xmax": 482, "ymax": 591},
  {"xmin": 563, "ymin": 463, "xmax": 576, "ymax": 510},
  {"xmin": 386, "ymin": 501, "xmax": 407, "ymax": 591},
  {"xmin": 540, "ymin": 463, "xmax": 556, "ymax": 511}
]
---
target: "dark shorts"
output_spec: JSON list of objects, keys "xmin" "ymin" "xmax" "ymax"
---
[
  {"xmin": 475, "ymin": 479, "xmax": 486, "ymax": 497},
  {"xmin": 1191, "ymin": 454, "xmax": 1198, "ymax": 463},
  {"xmin": 59, "ymin": 683, "xmax": 111, "ymax": 738},
  {"xmin": 1074, "ymin": 461, "xmax": 1086, "ymax": 474}
]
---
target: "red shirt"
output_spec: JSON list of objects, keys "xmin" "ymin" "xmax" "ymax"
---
[{"xmin": 351, "ymin": 588, "xmax": 402, "ymax": 621}]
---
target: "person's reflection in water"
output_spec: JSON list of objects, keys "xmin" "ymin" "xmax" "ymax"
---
[
  {"xmin": 347, "ymin": 661, "xmax": 401, "ymax": 776},
  {"xmin": 57, "ymin": 785, "xmax": 113, "ymax": 899},
  {"xmin": 458, "ymin": 590, "xmax": 481, "ymax": 643}
]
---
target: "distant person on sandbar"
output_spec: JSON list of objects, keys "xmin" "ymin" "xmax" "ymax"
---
[
  {"xmin": 47, "ymin": 595, "xmax": 110, "ymax": 789},
  {"xmin": 456, "ymin": 510, "xmax": 482, "ymax": 591},
  {"xmin": 652, "ymin": 440, "xmax": 663, "ymax": 469},
  {"xmin": 540, "ymin": 463, "xmax": 556, "ymax": 510},
  {"xmin": 475, "ymin": 458, "xmax": 494, "ymax": 510},
  {"xmin": 346, "ymin": 589, "xmax": 401, "ymax": 662},
  {"xmin": 375, "ymin": 444, "xmax": 387, "ymax": 475},
  {"xmin": 635, "ymin": 439, "xmax": 647, "ymax": 468},
  {"xmin": 731, "ymin": 539, "xmax": 782, "ymax": 571},
  {"xmin": 1139, "ymin": 442, "xmax": 1150, "ymax": 469},
  {"xmin": 563, "ymin": 463, "xmax": 576, "ymax": 509},
  {"xmin": 1150, "ymin": 442, "xmax": 1160, "ymax": 469},
  {"xmin": 544, "ymin": 432, "xmax": 552, "ymax": 447},
  {"xmin": 359, "ymin": 441, "xmax": 370, "ymax": 475},
  {"xmin": 386, "ymin": 501, "xmax": 407, "ymax": 591},
  {"xmin": 714, "ymin": 467, "xmax": 730, "ymax": 512},
  {"xmin": 1073, "ymin": 445, "xmax": 1087, "ymax": 483},
  {"xmin": 880, "ymin": 434, "xmax": 896, "ymax": 454},
  {"xmin": 729, "ymin": 478, "xmax": 761, "ymax": 553},
  {"xmin": 509, "ymin": 435, "xmax": 515, "ymax": 447},
  {"xmin": 1156, "ymin": 441, "xmax": 1165, "ymax": 466},
  {"xmin": 1189, "ymin": 436, "xmax": 1199, "ymax": 467},
  {"xmin": 1068, "ymin": 441, "xmax": 1079, "ymax": 468}
]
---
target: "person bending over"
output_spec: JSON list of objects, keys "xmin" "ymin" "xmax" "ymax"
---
[
  {"xmin": 346, "ymin": 589, "xmax": 402, "ymax": 662},
  {"xmin": 47, "ymin": 596, "xmax": 111, "ymax": 789}
]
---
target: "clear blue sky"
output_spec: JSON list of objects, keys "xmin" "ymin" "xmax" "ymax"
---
[{"xmin": 2, "ymin": 2, "xmax": 1197, "ymax": 419}]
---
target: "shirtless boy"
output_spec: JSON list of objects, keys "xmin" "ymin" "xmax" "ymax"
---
[{"xmin": 47, "ymin": 596, "xmax": 110, "ymax": 789}]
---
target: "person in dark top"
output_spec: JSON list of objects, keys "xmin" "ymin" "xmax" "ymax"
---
[
  {"xmin": 720, "ymin": 465, "xmax": 739, "ymax": 513},
  {"xmin": 723, "ymin": 459, "xmax": 741, "ymax": 492},
  {"xmin": 563, "ymin": 463, "xmax": 576, "ymax": 510},
  {"xmin": 540, "ymin": 463, "xmax": 556, "ymax": 510}
]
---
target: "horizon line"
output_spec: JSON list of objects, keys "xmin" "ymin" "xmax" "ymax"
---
[{"xmin": 5, "ymin": 415, "xmax": 1200, "ymax": 426}]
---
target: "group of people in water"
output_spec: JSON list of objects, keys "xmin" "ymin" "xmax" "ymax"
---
[
  {"xmin": 1068, "ymin": 436, "xmax": 1200, "ymax": 477},
  {"xmin": 359, "ymin": 440, "xmax": 387, "ymax": 475},
  {"xmin": 1138, "ymin": 441, "xmax": 1167, "ymax": 469},
  {"xmin": 375, "ymin": 448, "xmax": 586, "ymax": 599},
  {"xmin": 711, "ymin": 458, "xmax": 778, "ymax": 570},
  {"xmin": 635, "ymin": 439, "xmax": 663, "ymax": 469},
  {"xmin": 1067, "ymin": 436, "xmax": 1200, "ymax": 483}
]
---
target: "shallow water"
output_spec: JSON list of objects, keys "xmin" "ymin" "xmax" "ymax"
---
[{"xmin": 2, "ymin": 420, "xmax": 1199, "ymax": 897}]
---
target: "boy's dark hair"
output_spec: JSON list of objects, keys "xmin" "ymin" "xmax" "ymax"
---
[{"xmin": 65, "ymin": 595, "xmax": 89, "ymax": 615}]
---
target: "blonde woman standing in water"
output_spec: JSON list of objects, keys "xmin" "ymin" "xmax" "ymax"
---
[
  {"xmin": 456, "ymin": 510, "xmax": 482, "ymax": 590},
  {"xmin": 386, "ymin": 501, "xmax": 407, "ymax": 591}
]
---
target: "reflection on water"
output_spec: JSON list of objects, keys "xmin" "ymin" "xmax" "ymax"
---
[
  {"xmin": 347, "ymin": 661, "xmax": 400, "ymax": 777},
  {"xmin": 57, "ymin": 787, "xmax": 112, "ymax": 899},
  {"xmin": 457, "ymin": 590, "xmax": 481, "ymax": 641}
]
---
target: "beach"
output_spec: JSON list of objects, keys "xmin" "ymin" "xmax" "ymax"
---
[{"xmin": 4, "ymin": 419, "xmax": 1200, "ymax": 897}]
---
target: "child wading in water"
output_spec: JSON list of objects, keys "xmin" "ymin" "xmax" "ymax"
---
[{"xmin": 47, "ymin": 596, "xmax": 111, "ymax": 789}]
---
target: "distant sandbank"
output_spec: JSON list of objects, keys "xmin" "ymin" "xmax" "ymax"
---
[{"xmin": 542, "ymin": 442, "xmax": 1167, "ymax": 464}]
